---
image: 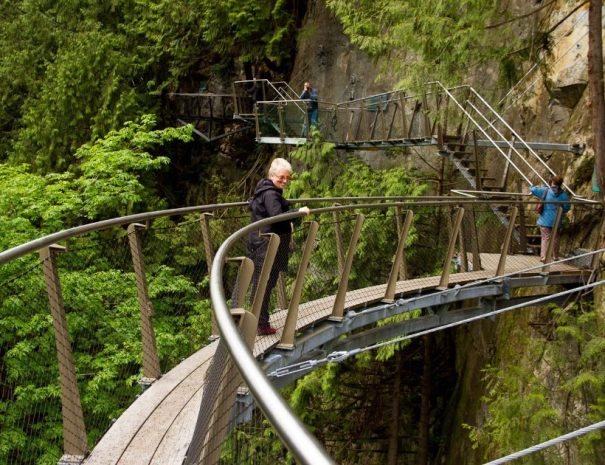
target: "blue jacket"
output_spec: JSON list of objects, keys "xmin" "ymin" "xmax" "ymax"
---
[{"xmin": 530, "ymin": 185, "xmax": 570, "ymax": 228}]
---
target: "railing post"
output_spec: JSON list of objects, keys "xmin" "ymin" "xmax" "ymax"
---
[
  {"xmin": 330, "ymin": 214, "xmax": 365, "ymax": 321},
  {"xmin": 542, "ymin": 206, "xmax": 563, "ymax": 272},
  {"xmin": 227, "ymin": 257, "xmax": 254, "ymax": 309},
  {"xmin": 127, "ymin": 223, "xmax": 161, "ymax": 384},
  {"xmin": 200, "ymin": 213, "xmax": 220, "ymax": 339},
  {"xmin": 500, "ymin": 136, "xmax": 516, "ymax": 190},
  {"xmin": 384, "ymin": 211, "xmax": 414, "ymax": 301},
  {"xmin": 39, "ymin": 245, "xmax": 88, "ymax": 462},
  {"xmin": 200, "ymin": 213, "xmax": 215, "ymax": 271},
  {"xmin": 278, "ymin": 221, "xmax": 319, "ymax": 349},
  {"xmin": 278, "ymin": 104, "xmax": 286, "ymax": 140},
  {"xmin": 395, "ymin": 206, "xmax": 408, "ymax": 279},
  {"xmin": 250, "ymin": 233, "xmax": 280, "ymax": 324},
  {"xmin": 354, "ymin": 100, "xmax": 366, "ymax": 140},
  {"xmin": 496, "ymin": 207, "xmax": 519, "ymax": 276},
  {"xmin": 472, "ymin": 130, "xmax": 482, "ymax": 191},
  {"xmin": 422, "ymin": 92, "xmax": 432, "ymax": 137},
  {"xmin": 333, "ymin": 206, "xmax": 345, "ymax": 275},
  {"xmin": 399, "ymin": 93, "xmax": 408, "ymax": 139},
  {"xmin": 379, "ymin": 95, "xmax": 387, "ymax": 140},
  {"xmin": 466, "ymin": 207, "xmax": 482, "ymax": 271},
  {"xmin": 255, "ymin": 102, "xmax": 261, "ymax": 140},
  {"xmin": 437, "ymin": 207, "xmax": 465, "ymax": 290},
  {"xmin": 345, "ymin": 102, "xmax": 354, "ymax": 142}
]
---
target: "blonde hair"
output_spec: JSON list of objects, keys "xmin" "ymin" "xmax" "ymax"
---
[{"xmin": 268, "ymin": 158, "xmax": 292, "ymax": 177}]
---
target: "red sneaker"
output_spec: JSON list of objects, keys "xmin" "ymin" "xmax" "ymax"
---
[{"xmin": 257, "ymin": 325, "xmax": 277, "ymax": 335}]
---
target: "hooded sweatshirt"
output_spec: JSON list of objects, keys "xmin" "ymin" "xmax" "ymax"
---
[{"xmin": 247, "ymin": 179, "xmax": 293, "ymax": 254}]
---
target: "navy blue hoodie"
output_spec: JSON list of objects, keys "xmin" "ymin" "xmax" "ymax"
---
[{"xmin": 247, "ymin": 179, "xmax": 293, "ymax": 268}]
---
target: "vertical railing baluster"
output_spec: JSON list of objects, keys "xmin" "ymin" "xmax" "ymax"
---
[
  {"xmin": 201, "ymin": 308, "xmax": 257, "ymax": 465},
  {"xmin": 398, "ymin": 93, "xmax": 408, "ymax": 139},
  {"xmin": 278, "ymin": 221, "xmax": 319, "ymax": 349},
  {"xmin": 200, "ymin": 213, "xmax": 215, "ymax": 271},
  {"xmin": 330, "ymin": 214, "xmax": 365, "ymax": 321},
  {"xmin": 395, "ymin": 206, "xmax": 408, "ymax": 279},
  {"xmin": 200, "ymin": 213, "xmax": 219, "ymax": 339},
  {"xmin": 187, "ymin": 308, "xmax": 257, "ymax": 465},
  {"xmin": 438, "ymin": 207, "xmax": 465, "ymax": 289},
  {"xmin": 496, "ymin": 207, "xmax": 519, "ymax": 276},
  {"xmin": 384, "ymin": 210, "xmax": 414, "ymax": 301},
  {"xmin": 333, "ymin": 206, "xmax": 344, "ymax": 275},
  {"xmin": 255, "ymin": 102, "xmax": 261, "ymax": 140},
  {"xmin": 227, "ymin": 257, "xmax": 254, "ymax": 309},
  {"xmin": 127, "ymin": 223, "xmax": 161, "ymax": 384},
  {"xmin": 278, "ymin": 104, "xmax": 286, "ymax": 140},
  {"xmin": 250, "ymin": 234, "xmax": 280, "ymax": 324},
  {"xmin": 466, "ymin": 206, "xmax": 482, "ymax": 271},
  {"xmin": 40, "ymin": 244, "xmax": 88, "ymax": 461}
]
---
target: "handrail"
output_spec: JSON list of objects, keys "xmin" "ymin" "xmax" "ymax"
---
[
  {"xmin": 210, "ymin": 209, "xmax": 336, "ymax": 465},
  {"xmin": 0, "ymin": 195, "xmax": 477, "ymax": 265},
  {"xmin": 429, "ymin": 81, "xmax": 535, "ymax": 186},
  {"xmin": 467, "ymin": 87, "xmax": 576, "ymax": 193},
  {"xmin": 0, "ymin": 202, "xmax": 248, "ymax": 265},
  {"xmin": 465, "ymin": 100, "xmax": 548, "ymax": 184},
  {"xmin": 209, "ymin": 198, "xmax": 598, "ymax": 464}
]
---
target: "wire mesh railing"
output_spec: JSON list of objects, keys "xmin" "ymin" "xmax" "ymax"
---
[
  {"xmin": 208, "ymin": 198, "xmax": 601, "ymax": 465},
  {"xmin": 0, "ymin": 197, "xmax": 601, "ymax": 465}
]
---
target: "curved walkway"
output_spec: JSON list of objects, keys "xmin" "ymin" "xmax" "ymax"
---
[{"xmin": 82, "ymin": 254, "xmax": 590, "ymax": 465}]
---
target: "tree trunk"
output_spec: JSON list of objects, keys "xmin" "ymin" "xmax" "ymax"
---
[
  {"xmin": 416, "ymin": 336, "xmax": 432, "ymax": 465},
  {"xmin": 588, "ymin": 0, "xmax": 605, "ymax": 194},
  {"xmin": 387, "ymin": 351, "xmax": 402, "ymax": 465}
]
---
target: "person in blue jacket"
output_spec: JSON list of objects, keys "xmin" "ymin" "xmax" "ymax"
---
[
  {"xmin": 247, "ymin": 158, "xmax": 310, "ymax": 335},
  {"xmin": 530, "ymin": 175, "xmax": 570, "ymax": 262},
  {"xmin": 299, "ymin": 81, "xmax": 318, "ymax": 136}
]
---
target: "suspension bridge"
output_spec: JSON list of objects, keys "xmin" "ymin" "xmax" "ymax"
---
[{"xmin": 1, "ymin": 82, "xmax": 604, "ymax": 465}]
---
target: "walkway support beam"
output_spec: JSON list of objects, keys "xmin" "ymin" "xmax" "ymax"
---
[
  {"xmin": 40, "ymin": 245, "xmax": 88, "ymax": 461},
  {"xmin": 278, "ymin": 221, "xmax": 320, "ymax": 349},
  {"xmin": 250, "ymin": 233, "xmax": 280, "ymax": 325},
  {"xmin": 438, "ymin": 207, "xmax": 465, "ymax": 289},
  {"xmin": 384, "ymin": 210, "xmax": 414, "ymax": 301},
  {"xmin": 127, "ymin": 223, "xmax": 162, "ymax": 383},
  {"xmin": 330, "ymin": 214, "xmax": 365, "ymax": 320},
  {"xmin": 496, "ymin": 207, "xmax": 519, "ymax": 276}
]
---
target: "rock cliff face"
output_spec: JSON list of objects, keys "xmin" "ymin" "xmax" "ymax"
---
[
  {"xmin": 290, "ymin": 1, "xmax": 398, "ymax": 105},
  {"xmin": 289, "ymin": 1, "xmax": 603, "ymax": 464}
]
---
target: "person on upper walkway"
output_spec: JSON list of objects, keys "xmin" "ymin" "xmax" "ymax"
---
[
  {"xmin": 530, "ymin": 175, "xmax": 570, "ymax": 262},
  {"xmin": 247, "ymin": 158, "xmax": 310, "ymax": 335},
  {"xmin": 299, "ymin": 81, "xmax": 318, "ymax": 135}
]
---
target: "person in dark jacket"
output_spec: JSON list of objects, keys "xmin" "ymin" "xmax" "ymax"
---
[
  {"xmin": 299, "ymin": 81, "xmax": 318, "ymax": 136},
  {"xmin": 248, "ymin": 158, "xmax": 310, "ymax": 335},
  {"xmin": 530, "ymin": 175, "xmax": 571, "ymax": 262}
]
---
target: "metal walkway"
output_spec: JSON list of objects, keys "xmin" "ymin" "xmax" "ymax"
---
[
  {"xmin": 231, "ymin": 80, "xmax": 583, "ymax": 198},
  {"xmin": 0, "ymin": 200, "xmax": 601, "ymax": 464},
  {"xmin": 82, "ymin": 254, "xmax": 591, "ymax": 465}
]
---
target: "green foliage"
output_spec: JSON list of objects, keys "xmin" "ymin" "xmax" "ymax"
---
[
  {"xmin": 469, "ymin": 301, "xmax": 605, "ymax": 464},
  {"xmin": 0, "ymin": 115, "xmax": 192, "ymax": 253},
  {"xmin": 1, "ymin": 0, "xmax": 300, "ymax": 170},
  {"xmin": 0, "ymin": 115, "xmax": 205, "ymax": 463}
]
